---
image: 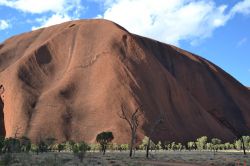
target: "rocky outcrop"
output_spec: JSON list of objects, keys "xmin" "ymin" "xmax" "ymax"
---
[{"xmin": 0, "ymin": 19, "xmax": 249, "ymax": 143}]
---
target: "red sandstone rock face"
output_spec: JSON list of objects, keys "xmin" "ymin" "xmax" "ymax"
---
[{"xmin": 0, "ymin": 19, "xmax": 250, "ymax": 143}]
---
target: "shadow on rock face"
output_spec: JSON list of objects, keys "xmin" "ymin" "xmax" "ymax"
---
[{"xmin": 0, "ymin": 85, "xmax": 5, "ymax": 137}]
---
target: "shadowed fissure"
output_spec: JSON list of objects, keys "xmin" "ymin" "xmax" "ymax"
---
[{"xmin": 0, "ymin": 95, "xmax": 5, "ymax": 137}]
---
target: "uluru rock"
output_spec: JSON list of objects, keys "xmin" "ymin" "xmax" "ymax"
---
[{"xmin": 0, "ymin": 19, "xmax": 250, "ymax": 143}]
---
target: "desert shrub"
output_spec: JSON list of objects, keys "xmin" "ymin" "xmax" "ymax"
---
[
  {"xmin": 187, "ymin": 142, "xmax": 196, "ymax": 150},
  {"xmin": 235, "ymin": 139, "xmax": 242, "ymax": 150},
  {"xmin": 171, "ymin": 142, "xmax": 177, "ymax": 151},
  {"xmin": 155, "ymin": 141, "xmax": 162, "ymax": 150},
  {"xmin": 64, "ymin": 140, "xmax": 75, "ymax": 151},
  {"xmin": 38, "ymin": 140, "xmax": 48, "ymax": 153},
  {"xmin": 20, "ymin": 136, "xmax": 31, "ymax": 152},
  {"xmin": 73, "ymin": 141, "xmax": 88, "ymax": 162},
  {"xmin": 3, "ymin": 137, "xmax": 21, "ymax": 153},
  {"xmin": 31, "ymin": 144, "xmax": 39, "ymax": 154},
  {"xmin": 242, "ymin": 136, "xmax": 250, "ymax": 149},
  {"xmin": 89, "ymin": 144, "xmax": 100, "ymax": 151},
  {"xmin": 196, "ymin": 136, "xmax": 207, "ymax": 150},
  {"xmin": 211, "ymin": 138, "xmax": 221, "ymax": 152},
  {"xmin": 57, "ymin": 143, "xmax": 65, "ymax": 152},
  {"xmin": 119, "ymin": 144, "xmax": 129, "ymax": 151},
  {"xmin": 176, "ymin": 143, "xmax": 183, "ymax": 151},
  {"xmin": 45, "ymin": 137, "xmax": 57, "ymax": 151}
]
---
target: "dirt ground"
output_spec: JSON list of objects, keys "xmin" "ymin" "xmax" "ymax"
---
[{"xmin": 0, "ymin": 150, "xmax": 249, "ymax": 166}]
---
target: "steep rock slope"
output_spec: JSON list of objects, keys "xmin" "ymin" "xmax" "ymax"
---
[{"xmin": 0, "ymin": 19, "xmax": 249, "ymax": 143}]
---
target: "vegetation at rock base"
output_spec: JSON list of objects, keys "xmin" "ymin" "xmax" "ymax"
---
[{"xmin": 0, "ymin": 133, "xmax": 250, "ymax": 165}]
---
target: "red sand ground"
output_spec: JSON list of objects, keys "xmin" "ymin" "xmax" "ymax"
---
[{"xmin": 0, "ymin": 19, "xmax": 249, "ymax": 143}]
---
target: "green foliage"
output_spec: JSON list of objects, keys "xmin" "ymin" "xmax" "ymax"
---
[
  {"xmin": 73, "ymin": 141, "xmax": 88, "ymax": 162},
  {"xmin": 187, "ymin": 142, "xmax": 196, "ymax": 150},
  {"xmin": 20, "ymin": 136, "xmax": 31, "ymax": 152},
  {"xmin": 96, "ymin": 131, "xmax": 114, "ymax": 155},
  {"xmin": 196, "ymin": 136, "xmax": 207, "ymax": 150},
  {"xmin": 3, "ymin": 137, "xmax": 21, "ymax": 153},
  {"xmin": 45, "ymin": 137, "xmax": 57, "ymax": 151},
  {"xmin": 206, "ymin": 143, "xmax": 212, "ymax": 150},
  {"xmin": 64, "ymin": 140, "xmax": 75, "ymax": 151},
  {"xmin": 119, "ymin": 144, "xmax": 129, "ymax": 151},
  {"xmin": 171, "ymin": 142, "xmax": 177, "ymax": 150},
  {"xmin": 235, "ymin": 139, "xmax": 242, "ymax": 150},
  {"xmin": 211, "ymin": 138, "xmax": 221, "ymax": 151},
  {"xmin": 176, "ymin": 143, "xmax": 183, "ymax": 151},
  {"xmin": 57, "ymin": 143, "xmax": 65, "ymax": 152},
  {"xmin": 31, "ymin": 144, "xmax": 39, "ymax": 154},
  {"xmin": 242, "ymin": 136, "xmax": 250, "ymax": 149},
  {"xmin": 139, "ymin": 136, "xmax": 149, "ymax": 150},
  {"xmin": 89, "ymin": 144, "xmax": 100, "ymax": 151},
  {"xmin": 155, "ymin": 141, "xmax": 162, "ymax": 150}
]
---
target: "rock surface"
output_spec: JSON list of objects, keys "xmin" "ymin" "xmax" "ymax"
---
[{"xmin": 0, "ymin": 19, "xmax": 250, "ymax": 143}]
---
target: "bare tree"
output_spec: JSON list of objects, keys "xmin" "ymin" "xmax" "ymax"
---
[
  {"xmin": 146, "ymin": 117, "xmax": 164, "ymax": 158},
  {"xmin": 119, "ymin": 104, "xmax": 143, "ymax": 158},
  {"xmin": 208, "ymin": 109, "xmax": 247, "ymax": 155}
]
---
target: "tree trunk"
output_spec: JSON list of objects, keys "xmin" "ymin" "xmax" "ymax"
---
[
  {"xmin": 240, "ymin": 136, "xmax": 246, "ymax": 155},
  {"xmin": 129, "ymin": 138, "xmax": 133, "ymax": 157},
  {"xmin": 146, "ymin": 138, "xmax": 151, "ymax": 158},
  {"xmin": 130, "ymin": 132, "xmax": 135, "ymax": 158}
]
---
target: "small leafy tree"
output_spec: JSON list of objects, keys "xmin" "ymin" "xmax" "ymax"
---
[
  {"xmin": 196, "ymin": 136, "xmax": 207, "ymax": 150},
  {"xmin": 96, "ymin": 131, "xmax": 114, "ymax": 155},
  {"xmin": 235, "ymin": 139, "xmax": 242, "ymax": 150},
  {"xmin": 73, "ymin": 141, "xmax": 89, "ymax": 162},
  {"xmin": 211, "ymin": 138, "xmax": 221, "ymax": 153},
  {"xmin": 155, "ymin": 141, "xmax": 162, "ymax": 151},
  {"xmin": 171, "ymin": 142, "xmax": 177, "ymax": 151},
  {"xmin": 64, "ymin": 140, "xmax": 75, "ymax": 151},
  {"xmin": 187, "ymin": 142, "xmax": 196, "ymax": 150}
]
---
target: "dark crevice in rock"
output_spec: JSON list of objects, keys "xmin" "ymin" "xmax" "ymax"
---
[{"xmin": 0, "ymin": 85, "xmax": 5, "ymax": 137}]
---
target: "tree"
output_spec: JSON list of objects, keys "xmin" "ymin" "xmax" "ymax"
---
[
  {"xmin": 96, "ymin": 131, "xmax": 114, "ymax": 155},
  {"xmin": 235, "ymin": 139, "xmax": 242, "ymax": 150},
  {"xmin": 211, "ymin": 138, "xmax": 221, "ymax": 153},
  {"xmin": 73, "ymin": 141, "xmax": 89, "ymax": 162},
  {"xmin": 207, "ymin": 109, "xmax": 247, "ymax": 155},
  {"xmin": 146, "ymin": 118, "xmax": 163, "ymax": 158},
  {"xmin": 187, "ymin": 142, "xmax": 196, "ymax": 150},
  {"xmin": 119, "ymin": 104, "xmax": 143, "ymax": 157},
  {"xmin": 196, "ymin": 136, "xmax": 207, "ymax": 150},
  {"xmin": 155, "ymin": 141, "xmax": 162, "ymax": 151}
]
